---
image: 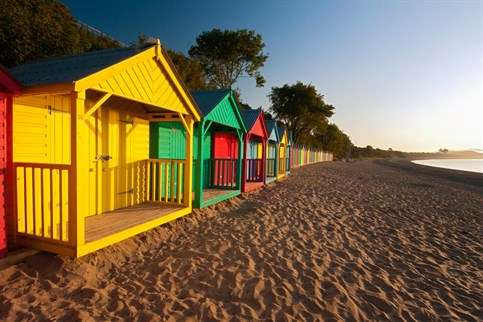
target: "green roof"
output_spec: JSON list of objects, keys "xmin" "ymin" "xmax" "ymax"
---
[{"xmin": 190, "ymin": 89, "xmax": 246, "ymax": 132}]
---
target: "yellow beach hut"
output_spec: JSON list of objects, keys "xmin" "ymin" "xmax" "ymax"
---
[
  {"xmin": 8, "ymin": 42, "xmax": 201, "ymax": 257},
  {"xmin": 277, "ymin": 126, "xmax": 288, "ymax": 180}
]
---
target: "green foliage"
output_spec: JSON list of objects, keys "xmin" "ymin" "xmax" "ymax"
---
[
  {"xmin": 350, "ymin": 145, "xmax": 405, "ymax": 159},
  {"xmin": 188, "ymin": 28, "xmax": 268, "ymax": 89},
  {"xmin": 0, "ymin": 0, "xmax": 121, "ymax": 68},
  {"xmin": 130, "ymin": 32, "xmax": 148, "ymax": 47},
  {"xmin": 167, "ymin": 49, "xmax": 207, "ymax": 90},
  {"xmin": 317, "ymin": 124, "xmax": 351, "ymax": 158},
  {"xmin": 269, "ymin": 82, "xmax": 334, "ymax": 145}
]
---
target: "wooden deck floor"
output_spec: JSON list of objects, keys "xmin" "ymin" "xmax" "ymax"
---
[
  {"xmin": 244, "ymin": 181, "xmax": 263, "ymax": 191},
  {"xmin": 266, "ymin": 176, "xmax": 277, "ymax": 184},
  {"xmin": 85, "ymin": 203, "xmax": 184, "ymax": 243},
  {"xmin": 202, "ymin": 188, "xmax": 238, "ymax": 202}
]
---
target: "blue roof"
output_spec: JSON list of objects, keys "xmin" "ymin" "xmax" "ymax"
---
[
  {"xmin": 277, "ymin": 126, "xmax": 286, "ymax": 139},
  {"xmin": 241, "ymin": 109, "xmax": 262, "ymax": 131},
  {"xmin": 266, "ymin": 119, "xmax": 279, "ymax": 142},
  {"xmin": 190, "ymin": 89, "xmax": 231, "ymax": 116},
  {"xmin": 10, "ymin": 45, "xmax": 155, "ymax": 87}
]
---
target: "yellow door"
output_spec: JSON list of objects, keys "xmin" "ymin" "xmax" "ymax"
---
[{"xmin": 93, "ymin": 108, "xmax": 149, "ymax": 214}]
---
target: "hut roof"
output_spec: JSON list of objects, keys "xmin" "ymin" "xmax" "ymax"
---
[
  {"xmin": 0, "ymin": 65, "xmax": 21, "ymax": 94},
  {"xmin": 10, "ymin": 45, "xmax": 155, "ymax": 87},
  {"xmin": 190, "ymin": 89, "xmax": 231, "ymax": 116},
  {"xmin": 241, "ymin": 109, "xmax": 261, "ymax": 130},
  {"xmin": 265, "ymin": 119, "xmax": 280, "ymax": 142}
]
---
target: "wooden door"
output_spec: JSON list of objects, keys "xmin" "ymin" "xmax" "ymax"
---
[
  {"xmin": 94, "ymin": 109, "xmax": 149, "ymax": 214},
  {"xmin": 212, "ymin": 133, "xmax": 238, "ymax": 187}
]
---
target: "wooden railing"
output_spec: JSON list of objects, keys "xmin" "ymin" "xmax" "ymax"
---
[
  {"xmin": 266, "ymin": 158, "xmax": 276, "ymax": 177},
  {"xmin": 207, "ymin": 158, "xmax": 237, "ymax": 189},
  {"xmin": 278, "ymin": 157, "xmax": 285, "ymax": 174},
  {"xmin": 146, "ymin": 159, "xmax": 185, "ymax": 204},
  {"xmin": 246, "ymin": 158, "xmax": 263, "ymax": 182},
  {"xmin": 14, "ymin": 163, "xmax": 71, "ymax": 243}
]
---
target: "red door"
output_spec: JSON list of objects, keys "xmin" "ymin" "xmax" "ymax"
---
[{"xmin": 212, "ymin": 134, "xmax": 238, "ymax": 187}]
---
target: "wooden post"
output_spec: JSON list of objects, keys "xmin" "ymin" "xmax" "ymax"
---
[
  {"xmin": 261, "ymin": 138, "xmax": 266, "ymax": 182},
  {"xmin": 5, "ymin": 96, "xmax": 15, "ymax": 245},
  {"xmin": 236, "ymin": 130, "xmax": 243, "ymax": 190},
  {"xmin": 184, "ymin": 115, "xmax": 194, "ymax": 208},
  {"xmin": 70, "ymin": 91, "xmax": 86, "ymax": 251},
  {"xmin": 241, "ymin": 134, "xmax": 249, "ymax": 191},
  {"xmin": 194, "ymin": 121, "xmax": 204, "ymax": 207}
]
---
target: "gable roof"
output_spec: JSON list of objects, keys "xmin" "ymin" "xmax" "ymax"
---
[
  {"xmin": 11, "ymin": 45, "xmax": 154, "ymax": 87},
  {"xmin": 277, "ymin": 126, "xmax": 288, "ymax": 145},
  {"xmin": 9, "ymin": 43, "xmax": 201, "ymax": 120},
  {"xmin": 190, "ymin": 89, "xmax": 246, "ymax": 131},
  {"xmin": 0, "ymin": 65, "xmax": 21, "ymax": 95},
  {"xmin": 241, "ymin": 109, "xmax": 268, "ymax": 140},
  {"xmin": 241, "ymin": 109, "xmax": 260, "ymax": 130},
  {"xmin": 265, "ymin": 119, "xmax": 280, "ymax": 143},
  {"xmin": 287, "ymin": 131, "xmax": 293, "ymax": 146},
  {"xmin": 277, "ymin": 126, "xmax": 286, "ymax": 140},
  {"xmin": 190, "ymin": 89, "xmax": 231, "ymax": 116}
]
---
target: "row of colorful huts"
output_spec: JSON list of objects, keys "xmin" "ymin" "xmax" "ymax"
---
[{"xmin": 0, "ymin": 42, "xmax": 332, "ymax": 258}]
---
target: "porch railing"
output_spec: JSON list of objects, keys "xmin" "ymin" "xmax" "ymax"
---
[
  {"xmin": 266, "ymin": 158, "xmax": 276, "ymax": 177},
  {"xmin": 14, "ymin": 163, "xmax": 71, "ymax": 243},
  {"xmin": 246, "ymin": 158, "xmax": 263, "ymax": 182},
  {"xmin": 146, "ymin": 159, "xmax": 185, "ymax": 205},
  {"xmin": 206, "ymin": 158, "xmax": 237, "ymax": 189}
]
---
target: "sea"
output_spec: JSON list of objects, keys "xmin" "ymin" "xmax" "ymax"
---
[{"xmin": 412, "ymin": 159, "xmax": 483, "ymax": 174}]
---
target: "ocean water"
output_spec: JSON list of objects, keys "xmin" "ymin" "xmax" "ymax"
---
[{"xmin": 412, "ymin": 159, "xmax": 483, "ymax": 174}]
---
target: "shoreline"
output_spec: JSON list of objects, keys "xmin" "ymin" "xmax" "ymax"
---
[
  {"xmin": 1, "ymin": 160, "xmax": 481, "ymax": 321},
  {"xmin": 375, "ymin": 158, "xmax": 483, "ymax": 193}
]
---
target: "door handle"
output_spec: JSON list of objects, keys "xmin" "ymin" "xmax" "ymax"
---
[{"xmin": 95, "ymin": 155, "xmax": 112, "ymax": 162}]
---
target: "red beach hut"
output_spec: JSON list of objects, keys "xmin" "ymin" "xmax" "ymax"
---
[
  {"xmin": 241, "ymin": 109, "xmax": 268, "ymax": 193},
  {"xmin": 0, "ymin": 67, "xmax": 21, "ymax": 258}
]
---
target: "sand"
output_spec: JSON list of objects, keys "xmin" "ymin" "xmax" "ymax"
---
[{"xmin": 1, "ymin": 160, "xmax": 482, "ymax": 321}]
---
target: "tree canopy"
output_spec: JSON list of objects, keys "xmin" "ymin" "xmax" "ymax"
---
[
  {"xmin": 269, "ymin": 82, "xmax": 334, "ymax": 144},
  {"xmin": 188, "ymin": 28, "xmax": 268, "ymax": 90},
  {"xmin": 0, "ymin": 0, "xmax": 121, "ymax": 68},
  {"xmin": 167, "ymin": 49, "xmax": 207, "ymax": 91}
]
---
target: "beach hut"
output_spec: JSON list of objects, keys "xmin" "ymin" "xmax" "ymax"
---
[
  {"xmin": 151, "ymin": 89, "xmax": 246, "ymax": 208},
  {"xmin": 0, "ymin": 67, "xmax": 21, "ymax": 258},
  {"xmin": 8, "ymin": 42, "xmax": 201, "ymax": 257},
  {"xmin": 277, "ymin": 126, "xmax": 288, "ymax": 179},
  {"xmin": 241, "ymin": 109, "xmax": 268, "ymax": 193},
  {"xmin": 293, "ymin": 143, "xmax": 300, "ymax": 168},
  {"xmin": 265, "ymin": 119, "xmax": 280, "ymax": 184},
  {"xmin": 286, "ymin": 131, "xmax": 293, "ymax": 175}
]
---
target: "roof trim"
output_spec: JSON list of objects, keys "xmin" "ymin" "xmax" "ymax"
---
[{"xmin": 0, "ymin": 65, "xmax": 22, "ymax": 95}]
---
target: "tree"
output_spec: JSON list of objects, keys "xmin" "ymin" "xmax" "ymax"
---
[
  {"xmin": 0, "ymin": 0, "xmax": 121, "ymax": 68},
  {"xmin": 321, "ymin": 124, "xmax": 352, "ymax": 159},
  {"xmin": 268, "ymin": 82, "xmax": 334, "ymax": 144},
  {"xmin": 188, "ymin": 28, "xmax": 268, "ymax": 89},
  {"xmin": 167, "ymin": 49, "xmax": 207, "ymax": 90}
]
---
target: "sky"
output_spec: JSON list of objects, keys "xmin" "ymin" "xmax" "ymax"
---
[{"xmin": 61, "ymin": 0, "xmax": 482, "ymax": 152}]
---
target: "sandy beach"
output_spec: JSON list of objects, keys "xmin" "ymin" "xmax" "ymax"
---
[{"xmin": 1, "ymin": 160, "xmax": 482, "ymax": 321}]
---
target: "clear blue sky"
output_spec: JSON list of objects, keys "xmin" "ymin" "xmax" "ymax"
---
[{"xmin": 61, "ymin": 0, "xmax": 482, "ymax": 152}]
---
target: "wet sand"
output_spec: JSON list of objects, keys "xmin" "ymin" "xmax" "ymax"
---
[{"xmin": 1, "ymin": 160, "xmax": 482, "ymax": 321}]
